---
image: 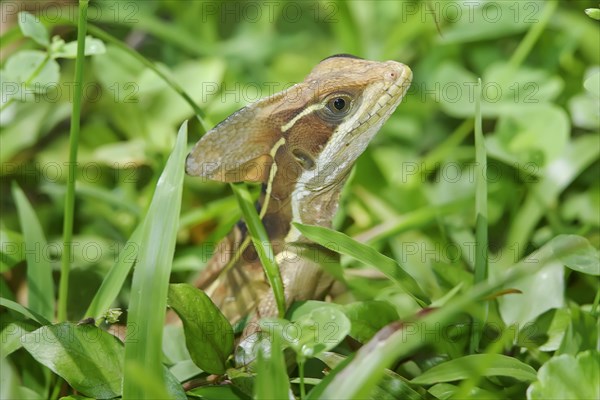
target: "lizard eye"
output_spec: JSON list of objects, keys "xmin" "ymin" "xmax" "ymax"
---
[{"xmin": 325, "ymin": 94, "xmax": 352, "ymax": 116}]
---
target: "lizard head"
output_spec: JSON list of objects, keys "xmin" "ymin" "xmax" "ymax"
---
[{"xmin": 186, "ymin": 55, "xmax": 412, "ymax": 232}]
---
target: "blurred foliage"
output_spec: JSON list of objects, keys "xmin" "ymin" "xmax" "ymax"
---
[{"xmin": 1, "ymin": 0, "xmax": 599, "ymax": 399}]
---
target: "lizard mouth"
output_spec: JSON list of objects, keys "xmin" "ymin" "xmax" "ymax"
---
[{"xmin": 351, "ymin": 62, "xmax": 413, "ymax": 137}]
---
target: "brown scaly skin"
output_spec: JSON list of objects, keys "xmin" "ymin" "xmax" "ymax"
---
[{"xmin": 186, "ymin": 54, "xmax": 413, "ymax": 328}]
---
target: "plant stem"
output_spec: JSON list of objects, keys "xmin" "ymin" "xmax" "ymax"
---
[
  {"xmin": 299, "ymin": 360, "xmax": 306, "ymax": 399},
  {"xmin": 509, "ymin": 0, "xmax": 558, "ymax": 69},
  {"xmin": 58, "ymin": 0, "xmax": 88, "ymax": 322},
  {"xmin": 85, "ymin": 24, "xmax": 208, "ymax": 132}
]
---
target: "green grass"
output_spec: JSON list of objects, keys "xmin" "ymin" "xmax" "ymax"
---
[{"xmin": 1, "ymin": 1, "xmax": 599, "ymax": 399}]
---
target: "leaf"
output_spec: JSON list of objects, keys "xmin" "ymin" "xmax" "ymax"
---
[
  {"xmin": 22, "ymin": 323, "xmax": 124, "ymax": 399},
  {"xmin": 342, "ymin": 301, "xmax": 399, "ymax": 343},
  {"xmin": 0, "ymin": 229, "xmax": 24, "ymax": 272},
  {"xmin": 0, "ymin": 297, "xmax": 50, "ymax": 325},
  {"xmin": 254, "ymin": 335, "xmax": 290, "ymax": 400},
  {"xmin": 411, "ymin": 354, "xmax": 537, "ymax": 384},
  {"xmin": 431, "ymin": 62, "xmax": 563, "ymax": 119},
  {"xmin": 315, "ymin": 352, "xmax": 423, "ymax": 400},
  {"xmin": 85, "ymin": 227, "xmax": 141, "ymax": 320},
  {"xmin": 262, "ymin": 305, "xmax": 351, "ymax": 362},
  {"xmin": 504, "ymin": 135, "xmax": 600, "ymax": 261},
  {"xmin": 122, "ymin": 121, "xmax": 187, "ymax": 399},
  {"xmin": 585, "ymin": 8, "xmax": 600, "ymax": 20},
  {"xmin": 557, "ymin": 307, "xmax": 598, "ymax": 356},
  {"xmin": 51, "ymin": 36, "xmax": 107, "ymax": 59},
  {"xmin": 527, "ymin": 350, "xmax": 600, "ymax": 399},
  {"xmin": 318, "ymin": 234, "xmax": 586, "ymax": 399},
  {"xmin": 12, "ymin": 183, "xmax": 54, "ymax": 321},
  {"xmin": 294, "ymin": 223, "xmax": 430, "ymax": 306},
  {"xmin": 489, "ymin": 104, "xmax": 569, "ymax": 167},
  {"xmin": 439, "ymin": 1, "xmax": 541, "ymax": 43},
  {"xmin": 517, "ymin": 308, "xmax": 571, "ymax": 352},
  {"xmin": 167, "ymin": 283, "xmax": 233, "ymax": 374},
  {"xmin": 3, "ymin": 50, "xmax": 60, "ymax": 94},
  {"xmin": 187, "ymin": 386, "xmax": 249, "ymax": 399},
  {"xmin": 17, "ymin": 11, "xmax": 49, "ymax": 47},
  {"xmin": 0, "ymin": 317, "xmax": 37, "ymax": 357},
  {"xmin": 583, "ymin": 68, "xmax": 600, "ymax": 97},
  {"xmin": 497, "ymin": 236, "xmax": 568, "ymax": 327},
  {"xmin": 556, "ymin": 235, "xmax": 599, "ymax": 275},
  {"xmin": 231, "ymin": 183, "xmax": 286, "ymax": 317}
]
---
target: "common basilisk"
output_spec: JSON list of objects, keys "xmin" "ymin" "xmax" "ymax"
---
[{"xmin": 186, "ymin": 55, "xmax": 412, "ymax": 329}]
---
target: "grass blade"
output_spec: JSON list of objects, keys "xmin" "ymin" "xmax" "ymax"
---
[
  {"xmin": 122, "ymin": 122, "xmax": 187, "ymax": 399},
  {"xmin": 470, "ymin": 77, "xmax": 488, "ymax": 353},
  {"xmin": 12, "ymin": 183, "xmax": 54, "ymax": 322},
  {"xmin": 319, "ymin": 235, "xmax": 589, "ymax": 399},
  {"xmin": 0, "ymin": 297, "xmax": 51, "ymax": 326},
  {"xmin": 294, "ymin": 223, "xmax": 430, "ymax": 307},
  {"xmin": 230, "ymin": 183, "xmax": 286, "ymax": 318},
  {"xmin": 411, "ymin": 354, "xmax": 537, "ymax": 384},
  {"xmin": 58, "ymin": 0, "xmax": 89, "ymax": 322},
  {"xmin": 254, "ymin": 334, "xmax": 290, "ymax": 399},
  {"xmin": 85, "ymin": 227, "xmax": 141, "ymax": 320}
]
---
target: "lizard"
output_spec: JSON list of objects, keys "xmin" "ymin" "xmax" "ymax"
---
[{"xmin": 185, "ymin": 54, "xmax": 412, "ymax": 330}]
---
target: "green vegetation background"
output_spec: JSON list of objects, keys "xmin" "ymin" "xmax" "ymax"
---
[{"xmin": 1, "ymin": 1, "xmax": 598, "ymax": 399}]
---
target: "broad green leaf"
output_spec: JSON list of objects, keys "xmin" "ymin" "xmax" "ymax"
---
[
  {"xmin": 504, "ymin": 135, "xmax": 599, "ymax": 261},
  {"xmin": 517, "ymin": 308, "xmax": 571, "ymax": 352},
  {"xmin": 557, "ymin": 307, "xmax": 598, "ymax": 355},
  {"xmin": 0, "ymin": 101, "xmax": 58, "ymax": 162},
  {"xmin": 342, "ymin": 301, "xmax": 399, "ymax": 343},
  {"xmin": 167, "ymin": 283, "xmax": 233, "ymax": 374},
  {"xmin": 287, "ymin": 300, "xmax": 342, "ymax": 321},
  {"xmin": 527, "ymin": 350, "xmax": 600, "ymax": 399},
  {"xmin": 3, "ymin": 50, "xmax": 59, "ymax": 94},
  {"xmin": 497, "ymin": 236, "xmax": 570, "ymax": 327},
  {"xmin": 489, "ymin": 104, "xmax": 569, "ymax": 167},
  {"xmin": 556, "ymin": 235, "xmax": 599, "ymax": 275},
  {"xmin": 51, "ymin": 36, "xmax": 106, "ymax": 59},
  {"xmin": 439, "ymin": 1, "xmax": 541, "ymax": 43},
  {"xmin": 169, "ymin": 360, "xmax": 202, "ymax": 383},
  {"xmin": 22, "ymin": 323, "xmax": 124, "ymax": 399},
  {"xmin": 411, "ymin": 354, "xmax": 537, "ymax": 384},
  {"xmin": 122, "ymin": 122, "xmax": 187, "ymax": 399},
  {"xmin": 569, "ymin": 92, "xmax": 600, "ymax": 130},
  {"xmin": 318, "ymin": 235, "xmax": 587, "ymax": 399},
  {"xmin": 0, "ymin": 317, "xmax": 37, "ymax": 357},
  {"xmin": 92, "ymin": 44, "xmax": 145, "ymax": 104},
  {"xmin": 262, "ymin": 305, "xmax": 351, "ymax": 362},
  {"xmin": 431, "ymin": 62, "xmax": 563, "ymax": 119},
  {"xmin": 17, "ymin": 12, "xmax": 49, "ymax": 47},
  {"xmin": 254, "ymin": 335, "xmax": 290, "ymax": 400},
  {"xmin": 294, "ymin": 223, "xmax": 430, "ymax": 306},
  {"xmin": 12, "ymin": 183, "xmax": 54, "ymax": 321},
  {"xmin": 583, "ymin": 68, "xmax": 600, "ymax": 97},
  {"xmin": 586, "ymin": 8, "xmax": 600, "ymax": 20}
]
